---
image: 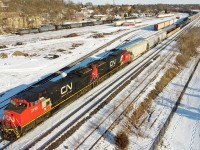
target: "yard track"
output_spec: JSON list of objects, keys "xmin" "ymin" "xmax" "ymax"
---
[
  {"xmin": 44, "ymin": 17, "xmax": 200, "ymax": 150},
  {"xmin": 1, "ymin": 17, "xmax": 199, "ymax": 149},
  {"xmin": 75, "ymin": 17, "xmax": 200, "ymax": 150},
  {"xmin": 18, "ymin": 17, "xmax": 200, "ymax": 150}
]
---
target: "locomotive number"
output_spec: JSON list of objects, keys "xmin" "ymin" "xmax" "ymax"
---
[
  {"xmin": 110, "ymin": 59, "xmax": 116, "ymax": 68},
  {"xmin": 31, "ymin": 106, "xmax": 38, "ymax": 113},
  {"xmin": 61, "ymin": 82, "xmax": 73, "ymax": 95}
]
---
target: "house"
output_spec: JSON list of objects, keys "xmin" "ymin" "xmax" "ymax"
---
[
  {"xmin": 0, "ymin": 1, "xmax": 8, "ymax": 11},
  {"xmin": 93, "ymin": 14, "xmax": 109, "ymax": 21},
  {"xmin": 81, "ymin": 7, "xmax": 94, "ymax": 19}
]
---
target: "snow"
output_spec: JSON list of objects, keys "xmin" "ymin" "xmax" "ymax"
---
[
  {"xmin": 59, "ymin": 51, "xmax": 172, "ymax": 150},
  {"xmin": 160, "ymin": 60, "xmax": 200, "ymax": 150},
  {"xmin": 92, "ymin": 55, "xmax": 200, "ymax": 150},
  {"xmin": 0, "ymin": 24, "xmax": 159, "ymax": 114},
  {"xmin": 5, "ymin": 32, "xmax": 167, "ymax": 150},
  {"xmin": 0, "ymin": 12, "xmax": 194, "ymax": 149}
]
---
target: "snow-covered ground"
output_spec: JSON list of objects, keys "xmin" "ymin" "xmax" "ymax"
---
[
  {"xmin": 0, "ymin": 13, "xmax": 187, "ymax": 111},
  {"xmin": 160, "ymin": 59, "xmax": 200, "ymax": 150},
  {"xmin": 0, "ymin": 13, "xmax": 195, "ymax": 149}
]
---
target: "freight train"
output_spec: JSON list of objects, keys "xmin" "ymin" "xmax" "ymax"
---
[
  {"xmin": 154, "ymin": 19, "xmax": 176, "ymax": 31},
  {"xmin": 17, "ymin": 20, "xmax": 113, "ymax": 35},
  {"xmin": 0, "ymin": 12, "xmax": 199, "ymax": 141},
  {"xmin": 0, "ymin": 49, "xmax": 132, "ymax": 141},
  {"xmin": 154, "ymin": 13, "xmax": 199, "ymax": 31}
]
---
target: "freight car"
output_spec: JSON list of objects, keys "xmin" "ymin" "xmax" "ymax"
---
[
  {"xmin": 117, "ymin": 30, "xmax": 167, "ymax": 58},
  {"xmin": 154, "ymin": 20, "xmax": 170, "ymax": 31},
  {"xmin": 55, "ymin": 24, "xmax": 71, "ymax": 30},
  {"xmin": 114, "ymin": 19, "xmax": 142, "ymax": 26},
  {"xmin": 146, "ymin": 35, "xmax": 160, "ymax": 49},
  {"xmin": 124, "ymin": 40, "xmax": 148, "ymax": 58},
  {"xmin": 103, "ymin": 20, "xmax": 113, "ymax": 24},
  {"xmin": 157, "ymin": 14, "xmax": 174, "ymax": 18},
  {"xmin": 167, "ymin": 27, "xmax": 180, "ymax": 37},
  {"xmin": 114, "ymin": 20, "xmax": 126, "ymax": 26},
  {"xmin": 82, "ymin": 21, "xmax": 94, "ymax": 27},
  {"xmin": 38, "ymin": 25, "xmax": 56, "ymax": 32},
  {"xmin": 17, "ymin": 28, "xmax": 39, "ymax": 35},
  {"xmin": 123, "ymin": 22, "xmax": 135, "ymax": 26},
  {"xmin": 29, "ymin": 28, "xmax": 39, "ymax": 34},
  {"xmin": 0, "ymin": 49, "xmax": 131, "ymax": 140},
  {"xmin": 70, "ymin": 22, "xmax": 83, "ymax": 28},
  {"xmin": 94, "ymin": 20, "xmax": 103, "ymax": 25},
  {"xmin": 17, "ymin": 28, "xmax": 30, "ymax": 35}
]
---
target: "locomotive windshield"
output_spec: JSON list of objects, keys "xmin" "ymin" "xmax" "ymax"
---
[{"xmin": 10, "ymin": 99, "xmax": 27, "ymax": 108}]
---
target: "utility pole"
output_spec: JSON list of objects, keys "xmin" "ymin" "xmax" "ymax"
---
[{"xmin": 113, "ymin": 0, "xmax": 115, "ymax": 5}]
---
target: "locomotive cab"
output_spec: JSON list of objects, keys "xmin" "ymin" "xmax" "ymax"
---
[
  {"xmin": 0, "ymin": 98, "xmax": 29, "ymax": 140},
  {"xmin": 1, "ymin": 96, "xmax": 52, "ymax": 141}
]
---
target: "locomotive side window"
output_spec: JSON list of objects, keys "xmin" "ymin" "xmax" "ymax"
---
[{"xmin": 46, "ymin": 101, "xmax": 50, "ymax": 106}]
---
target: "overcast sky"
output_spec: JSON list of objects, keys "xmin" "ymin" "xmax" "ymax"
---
[{"xmin": 69, "ymin": 0, "xmax": 200, "ymax": 5}]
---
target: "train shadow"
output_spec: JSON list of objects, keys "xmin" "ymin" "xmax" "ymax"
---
[
  {"xmin": 142, "ymin": 25, "xmax": 154, "ymax": 31},
  {"xmin": 155, "ymin": 95, "xmax": 200, "ymax": 121},
  {"xmin": 172, "ymin": 83, "xmax": 200, "ymax": 93},
  {"xmin": 96, "ymin": 126, "xmax": 115, "ymax": 145}
]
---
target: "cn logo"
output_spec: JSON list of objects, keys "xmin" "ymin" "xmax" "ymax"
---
[
  {"xmin": 110, "ymin": 59, "xmax": 116, "ymax": 68},
  {"xmin": 61, "ymin": 82, "xmax": 73, "ymax": 95}
]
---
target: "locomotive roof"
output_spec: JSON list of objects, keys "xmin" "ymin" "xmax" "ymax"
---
[
  {"xmin": 16, "ymin": 81, "xmax": 56, "ymax": 102},
  {"xmin": 16, "ymin": 90, "xmax": 39, "ymax": 102},
  {"xmin": 87, "ymin": 60, "xmax": 106, "ymax": 67},
  {"xmin": 117, "ymin": 37, "xmax": 144, "ymax": 50},
  {"xmin": 71, "ymin": 67, "xmax": 92, "ymax": 76},
  {"xmin": 5, "ymin": 103, "xmax": 26, "ymax": 114}
]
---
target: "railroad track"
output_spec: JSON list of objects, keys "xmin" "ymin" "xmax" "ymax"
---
[
  {"xmin": 0, "ymin": 25, "xmax": 149, "ymax": 108},
  {"xmin": 0, "ymin": 24, "xmax": 151, "ymax": 149},
  {"xmin": 0, "ymin": 139, "xmax": 11, "ymax": 149},
  {"xmin": 39, "ymin": 17, "xmax": 200, "ymax": 150},
  {"xmin": 24, "ymin": 47, "xmax": 171, "ymax": 150},
  {"xmin": 17, "ymin": 18, "xmax": 197, "ymax": 148},
  {"xmin": 1, "ymin": 17, "xmax": 198, "ymax": 149},
  {"xmin": 0, "ymin": 25, "xmax": 120, "ymax": 46},
  {"xmin": 74, "ymin": 18, "xmax": 200, "ymax": 150},
  {"xmin": 72, "ymin": 51, "xmax": 175, "ymax": 150},
  {"xmin": 0, "ymin": 30, "xmax": 166, "ymax": 149}
]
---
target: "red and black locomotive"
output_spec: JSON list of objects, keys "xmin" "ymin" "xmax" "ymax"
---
[{"xmin": 0, "ymin": 49, "xmax": 131, "ymax": 141}]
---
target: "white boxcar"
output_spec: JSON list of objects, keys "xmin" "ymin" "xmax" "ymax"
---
[
  {"xmin": 114, "ymin": 20, "xmax": 125, "ymax": 26},
  {"xmin": 156, "ymin": 31, "xmax": 167, "ymax": 42},
  {"xmin": 145, "ymin": 34, "xmax": 159, "ymax": 49},
  {"xmin": 157, "ymin": 14, "xmax": 174, "ymax": 18},
  {"xmin": 169, "ymin": 19, "xmax": 174, "ymax": 25},
  {"xmin": 135, "ymin": 19, "xmax": 142, "ymax": 23},
  {"xmin": 125, "ymin": 19, "xmax": 135, "ymax": 23},
  {"xmin": 124, "ymin": 40, "xmax": 148, "ymax": 59}
]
